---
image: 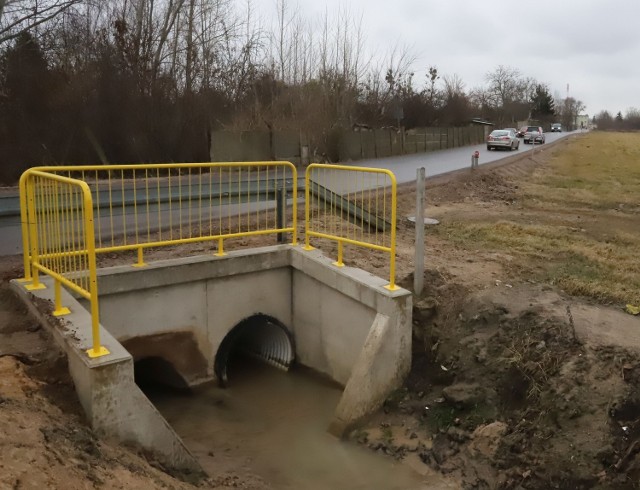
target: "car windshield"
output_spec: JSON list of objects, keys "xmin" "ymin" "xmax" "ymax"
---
[
  {"xmin": 552, "ymin": 124, "xmax": 560, "ymax": 127},
  {"xmin": 491, "ymin": 131, "xmax": 509, "ymax": 136},
  {"xmin": 527, "ymin": 127, "xmax": 539, "ymax": 132}
]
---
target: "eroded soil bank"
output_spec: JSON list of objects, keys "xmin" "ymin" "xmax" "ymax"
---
[{"xmin": 349, "ymin": 132, "xmax": 640, "ymax": 489}]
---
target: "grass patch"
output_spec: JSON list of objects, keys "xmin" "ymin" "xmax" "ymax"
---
[
  {"xmin": 438, "ymin": 219, "xmax": 640, "ymax": 305},
  {"xmin": 525, "ymin": 132, "xmax": 640, "ymax": 209},
  {"xmin": 434, "ymin": 132, "xmax": 640, "ymax": 306}
]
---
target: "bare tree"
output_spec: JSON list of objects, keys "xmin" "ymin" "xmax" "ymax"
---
[
  {"xmin": 556, "ymin": 97, "xmax": 585, "ymax": 130},
  {"xmin": 484, "ymin": 65, "xmax": 535, "ymax": 124},
  {"xmin": 0, "ymin": 0, "xmax": 82, "ymax": 45}
]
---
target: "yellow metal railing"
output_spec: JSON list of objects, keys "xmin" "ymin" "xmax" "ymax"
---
[
  {"xmin": 20, "ymin": 170, "xmax": 107, "ymax": 358},
  {"xmin": 20, "ymin": 162, "xmax": 298, "ymax": 358},
  {"xmin": 304, "ymin": 164, "xmax": 398, "ymax": 290},
  {"xmin": 20, "ymin": 161, "xmax": 399, "ymax": 358},
  {"xmin": 23, "ymin": 162, "xmax": 298, "ymax": 265}
]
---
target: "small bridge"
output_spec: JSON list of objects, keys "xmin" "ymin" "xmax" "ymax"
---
[{"xmin": 12, "ymin": 162, "xmax": 411, "ymax": 471}]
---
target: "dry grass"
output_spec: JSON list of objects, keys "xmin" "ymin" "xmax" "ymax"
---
[
  {"xmin": 435, "ymin": 132, "xmax": 640, "ymax": 306},
  {"xmin": 525, "ymin": 132, "xmax": 640, "ymax": 209}
]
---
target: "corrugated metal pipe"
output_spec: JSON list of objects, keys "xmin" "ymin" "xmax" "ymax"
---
[{"xmin": 214, "ymin": 314, "xmax": 294, "ymax": 386}]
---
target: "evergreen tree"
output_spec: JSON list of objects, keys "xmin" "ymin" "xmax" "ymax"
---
[{"xmin": 530, "ymin": 84, "xmax": 555, "ymax": 119}]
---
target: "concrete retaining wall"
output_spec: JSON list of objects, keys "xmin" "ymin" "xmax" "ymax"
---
[{"xmin": 11, "ymin": 279, "xmax": 202, "ymax": 472}]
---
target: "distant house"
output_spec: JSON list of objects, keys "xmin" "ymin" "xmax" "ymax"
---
[{"xmin": 575, "ymin": 114, "xmax": 590, "ymax": 129}]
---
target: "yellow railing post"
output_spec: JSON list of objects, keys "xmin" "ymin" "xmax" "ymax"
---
[
  {"xmin": 25, "ymin": 175, "xmax": 45, "ymax": 291},
  {"xmin": 333, "ymin": 240, "xmax": 344, "ymax": 268},
  {"xmin": 18, "ymin": 171, "xmax": 32, "ymax": 282},
  {"xmin": 385, "ymin": 175, "xmax": 398, "ymax": 291},
  {"xmin": 133, "ymin": 246, "xmax": 146, "ymax": 268},
  {"xmin": 303, "ymin": 166, "xmax": 314, "ymax": 250},
  {"xmin": 81, "ymin": 181, "xmax": 109, "ymax": 359},
  {"xmin": 216, "ymin": 237, "xmax": 225, "ymax": 256},
  {"xmin": 291, "ymin": 166, "xmax": 298, "ymax": 246},
  {"xmin": 52, "ymin": 279, "xmax": 71, "ymax": 317}
]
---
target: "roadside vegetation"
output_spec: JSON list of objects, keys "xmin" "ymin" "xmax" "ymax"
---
[
  {"xmin": 1, "ymin": 1, "xmax": 581, "ymax": 184},
  {"xmin": 434, "ymin": 132, "xmax": 640, "ymax": 306}
]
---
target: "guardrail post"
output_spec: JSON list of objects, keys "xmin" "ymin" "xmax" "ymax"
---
[
  {"xmin": 133, "ymin": 246, "xmax": 147, "ymax": 268},
  {"xmin": 290, "ymin": 167, "xmax": 298, "ymax": 246},
  {"xmin": 276, "ymin": 185, "xmax": 286, "ymax": 244},
  {"xmin": 83, "ymin": 182, "xmax": 109, "ymax": 359},
  {"xmin": 385, "ymin": 171, "xmax": 398, "ymax": 291},
  {"xmin": 303, "ymin": 167, "xmax": 314, "ymax": 251},
  {"xmin": 333, "ymin": 241, "xmax": 345, "ymax": 268},
  {"xmin": 215, "ymin": 237, "xmax": 226, "ymax": 256}
]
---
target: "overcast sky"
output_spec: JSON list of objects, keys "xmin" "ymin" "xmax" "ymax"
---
[{"xmin": 255, "ymin": 0, "xmax": 639, "ymax": 116}]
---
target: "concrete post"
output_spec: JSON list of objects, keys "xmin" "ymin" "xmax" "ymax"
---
[
  {"xmin": 301, "ymin": 145, "xmax": 309, "ymax": 166},
  {"xmin": 414, "ymin": 168, "xmax": 425, "ymax": 296}
]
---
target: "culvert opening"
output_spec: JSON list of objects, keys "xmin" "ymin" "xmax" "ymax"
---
[
  {"xmin": 134, "ymin": 356, "xmax": 191, "ymax": 394},
  {"xmin": 214, "ymin": 314, "xmax": 294, "ymax": 386}
]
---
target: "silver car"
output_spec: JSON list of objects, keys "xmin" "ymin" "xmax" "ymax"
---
[
  {"xmin": 523, "ymin": 126, "xmax": 545, "ymax": 144},
  {"xmin": 487, "ymin": 129, "xmax": 520, "ymax": 151}
]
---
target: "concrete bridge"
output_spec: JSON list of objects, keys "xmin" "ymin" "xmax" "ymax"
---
[{"xmin": 13, "ymin": 245, "xmax": 411, "ymax": 471}]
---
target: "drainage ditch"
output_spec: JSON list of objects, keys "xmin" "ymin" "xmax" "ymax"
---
[{"xmin": 132, "ymin": 316, "xmax": 451, "ymax": 489}]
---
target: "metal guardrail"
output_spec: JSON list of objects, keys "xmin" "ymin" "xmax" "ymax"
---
[
  {"xmin": 304, "ymin": 164, "xmax": 398, "ymax": 290},
  {"xmin": 20, "ymin": 162, "xmax": 298, "ymax": 358}
]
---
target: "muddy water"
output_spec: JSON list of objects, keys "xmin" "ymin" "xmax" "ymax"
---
[{"xmin": 149, "ymin": 360, "xmax": 458, "ymax": 490}]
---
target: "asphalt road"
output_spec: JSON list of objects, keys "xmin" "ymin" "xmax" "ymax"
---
[
  {"xmin": 351, "ymin": 130, "xmax": 572, "ymax": 184},
  {"xmin": 0, "ymin": 131, "xmax": 575, "ymax": 256}
]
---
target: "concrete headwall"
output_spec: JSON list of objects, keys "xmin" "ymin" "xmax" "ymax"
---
[
  {"xmin": 92, "ymin": 246, "xmax": 411, "ymax": 398},
  {"xmin": 13, "ymin": 244, "xmax": 412, "ymax": 463}
]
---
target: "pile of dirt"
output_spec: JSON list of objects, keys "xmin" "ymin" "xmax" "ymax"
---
[
  {"xmin": 426, "ymin": 171, "xmax": 519, "ymax": 205},
  {"xmin": 354, "ymin": 275, "xmax": 640, "ymax": 489}
]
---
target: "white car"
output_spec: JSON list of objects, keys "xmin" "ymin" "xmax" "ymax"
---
[{"xmin": 487, "ymin": 129, "xmax": 520, "ymax": 151}]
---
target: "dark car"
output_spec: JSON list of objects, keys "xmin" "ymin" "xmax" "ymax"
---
[
  {"xmin": 551, "ymin": 123, "xmax": 562, "ymax": 132},
  {"xmin": 516, "ymin": 126, "xmax": 528, "ymax": 138},
  {"xmin": 523, "ymin": 126, "xmax": 545, "ymax": 144}
]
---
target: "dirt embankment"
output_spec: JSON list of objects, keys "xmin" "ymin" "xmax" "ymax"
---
[{"xmin": 351, "ymin": 133, "xmax": 640, "ymax": 489}]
